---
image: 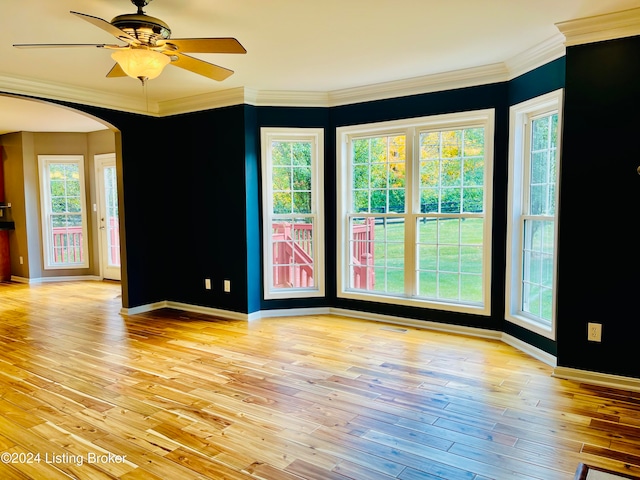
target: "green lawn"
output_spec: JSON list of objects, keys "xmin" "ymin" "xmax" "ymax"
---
[
  {"xmin": 365, "ymin": 217, "xmax": 484, "ymax": 303},
  {"xmin": 356, "ymin": 217, "xmax": 552, "ymax": 313}
]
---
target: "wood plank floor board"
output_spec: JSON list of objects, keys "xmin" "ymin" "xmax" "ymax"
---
[
  {"xmin": 331, "ymin": 459, "xmax": 400, "ymax": 480},
  {"xmin": 2, "ymin": 281, "xmax": 640, "ymax": 479},
  {"xmin": 279, "ymin": 428, "xmax": 407, "ymax": 477},
  {"xmin": 163, "ymin": 447, "xmax": 257, "ymax": 480}
]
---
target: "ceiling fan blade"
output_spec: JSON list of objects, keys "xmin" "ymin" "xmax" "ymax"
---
[
  {"xmin": 70, "ymin": 11, "xmax": 140, "ymax": 45},
  {"xmin": 106, "ymin": 63, "xmax": 127, "ymax": 78},
  {"xmin": 13, "ymin": 43, "xmax": 120, "ymax": 49},
  {"xmin": 163, "ymin": 38, "xmax": 246, "ymax": 54},
  {"xmin": 170, "ymin": 53, "xmax": 234, "ymax": 81}
]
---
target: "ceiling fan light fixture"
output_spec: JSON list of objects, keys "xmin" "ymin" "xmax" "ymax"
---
[{"xmin": 111, "ymin": 48, "xmax": 170, "ymax": 82}]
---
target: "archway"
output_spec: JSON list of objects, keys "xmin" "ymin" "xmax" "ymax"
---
[{"xmin": 0, "ymin": 94, "xmax": 126, "ymax": 305}]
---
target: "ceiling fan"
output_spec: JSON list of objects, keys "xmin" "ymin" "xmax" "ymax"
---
[{"xmin": 13, "ymin": 0, "xmax": 246, "ymax": 84}]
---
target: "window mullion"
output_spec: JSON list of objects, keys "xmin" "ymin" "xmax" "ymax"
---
[{"xmin": 404, "ymin": 128, "xmax": 416, "ymax": 297}]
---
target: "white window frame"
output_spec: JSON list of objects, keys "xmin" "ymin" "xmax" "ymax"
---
[
  {"xmin": 505, "ymin": 89, "xmax": 563, "ymax": 340},
  {"xmin": 261, "ymin": 127, "xmax": 325, "ymax": 300},
  {"xmin": 336, "ymin": 110, "xmax": 494, "ymax": 315},
  {"xmin": 38, "ymin": 155, "xmax": 90, "ymax": 270}
]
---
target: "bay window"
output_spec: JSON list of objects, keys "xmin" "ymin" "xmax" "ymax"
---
[{"xmin": 337, "ymin": 110, "xmax": 494, "ymax": 314}]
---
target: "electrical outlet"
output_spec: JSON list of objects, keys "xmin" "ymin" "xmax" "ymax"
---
[
  {"xmin": 587, "ymin": 322, "xmax": 602, "ymax": 342},
  {"xmin": 224, "ymin": 280, "xmax": 231, "ymax": 292},
  {"xmin": 204, "ymin": 278, "xmax": 212, "ymax": 290}
]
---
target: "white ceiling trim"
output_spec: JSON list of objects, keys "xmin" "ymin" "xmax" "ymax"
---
[
  {"xmin": 505, "ymin": 33, "xmax": 567, "ymax": 79},
  {"xmin": 556, "ymin": 6, "xmax": 640, "ymax": 46},
  {"xmin": 0, "ymin": 73, "xmax": 153, "ymax": 116},
  {"xmin": 2, "ymin": 32, "xmax": 567, "ymax": 117}
]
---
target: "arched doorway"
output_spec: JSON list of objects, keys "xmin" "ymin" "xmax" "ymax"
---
[{"xmin": 0, "ymin": 95, "xmax": 125, "ymax": 301}]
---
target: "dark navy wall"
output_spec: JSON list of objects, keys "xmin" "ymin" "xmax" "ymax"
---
[
  {"xmin": 159, "ymin": 105, "xmax": 250, "ymax": 313},
  {"xmin": 557, "ymin": 36, "xmax": 640, "ymax": 378},
  {"xmin": 508, "ymin": 57, "xmax": 566, "ymax": 106},
  {"xmin": 26, "ymin": 35, "xmax": 638, "ymax": 380}
]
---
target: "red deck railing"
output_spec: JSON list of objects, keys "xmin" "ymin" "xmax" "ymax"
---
[
  {"xmin": 351, "ymin": 217, "xmax": 376, "ymax": 290},
  {"xmin": 272, "ymin": 223, "xmax": 315, "ymax": 288},
  {"xmin": 272, "ymin": 218, "xmax": 376, "ymax": 290},
  {"xmin": 51, "ymin": 217, "xmax": 120, "ymax": 266},
  {"xmin": 51, "ymin": 226, "xmax": 84, "ymax": 264}
]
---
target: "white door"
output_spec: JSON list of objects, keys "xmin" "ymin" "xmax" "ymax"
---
[{"xmin": 95, "ymin": 154, "xmax": 121, "ymax": 281}]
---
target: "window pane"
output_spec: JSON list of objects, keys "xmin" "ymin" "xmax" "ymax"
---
[
  {"xmin": 263, "ymin": 129, "xmax": 324, "ymax": 298},
  {"xmin": 349, "ymin": 217, "xmax": 404, "ymax": 294},
  {"xmin": 271, "ymin": 219, "xmax": 315, "ymax": 289},
  {"xmin": 421, "ymin": 188, "xmax": 439, "ymax": 213},
  {"xmin": 529, "ymin": 114, "xmax": 557, "ymax": 217},
  {"xmin": 519, "ymin": 110, "xmax": 558, "ymax": 326},
  {"xmin": 461, "ymin": 274, "xmax": 483, "ymax": 303},
  {"xmin": 272, "ymin": 166, "xmax": 291, "ymax": 191},
  {"xmin": 293, "ymin": 192, "xmax": 311, "ymax": 214},
  {"xmin": 463, "ymin": 158, "xmax": 484, "ymax": 187},
  {"xmin": 341, "ymin": 115, "xmax": 490, "ymax": 312},
  {"xmin": 273, "ymin": 192, "xmax": 292, "ymax": 214},
  {"xmin": 522, "ymin": 219, "xmax": 554, "ymax": 325},
  {"xmin": 463, "ymin": 188, "xmax": 483, "ymax": 213},
  {"xmin": 43, "ymin": 159, "xmax": 87, "ymax": 268},
  {"xmin": 351, "ymin": 135, "xmax": 406, "ymax": 214},
  {"xmin": 419, "ymin": 129, "xmax": 484, "ymax": 214},
  {"xmin": 464, "ymin": 128, "xmax": 485, "ymax": 157},
  {"xmin": 442, "ymin": 159, "xmax": 461, "ymax": 187},
  {"xmin": 416, "ymin": 217, "xmax": 484, "ymax": 305},
  {"xmin": 461, "ymin": 246, "xmax": 482, "ymax": 274},
  {"xmin": 293, "ymin": 167, "xmax": 311, "ymax": 191}
]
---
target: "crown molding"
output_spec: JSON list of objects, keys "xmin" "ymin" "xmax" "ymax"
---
[
  {"xmin": 505, "ymin": 33, "xmax": 566, "ymax": 79},
  {"xmin": 328, "ymin": 63, "xmax": 510, "ymax": 107},
  {"xmin": 157, "ymin": 86, "xmax": 247, "ymax": 116},
  {"xmin": 251, "ymin": 89, "xmax": 330, "ymax": 107},
  {"xmin": 0, "ymin": 73, "xmax": 154, "ymax": 115},
  {"xmin": 2, "ymin": 34, "xmax": 565, "ymax": 116},
  {"xmin": 556, "ymin": 7, "xmax": 640, "ymax": 47}
]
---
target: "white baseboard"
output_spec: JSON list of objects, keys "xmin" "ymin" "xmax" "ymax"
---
[
  {"xmin": 501, "ymin": 333, "xmax": 557, "ymax": 367},
  {"xmin": 121, "ymin": 301, "xmax": 169, "ymax": 316},
  {"xmin": 330, "ymin": 307, "xmax": 503, "ymax": 340},
  {"xmin": 10, "ymin": 275, "xmax": 102, "ymax": 284},
  {"xmin": 552, "ymin": 367, "xmax": 640, "ymax": 393},
  {"xmin": 9, "ymin": 275, "xmax": 30, "ymax": 283},
  {"xmin": 165, "ymin": 301, "xmax": 249, "ymax": 321},
  {"xmin": 121, "ymin": 300, "xmax": 250, "ymax": 321},
  {"xmin": 119, "ymin": 299, "xmax": 640, "ymax": 392},
  {"xmin": 257, "ymin": 307, "xmax": 331, "ymax": 319}
]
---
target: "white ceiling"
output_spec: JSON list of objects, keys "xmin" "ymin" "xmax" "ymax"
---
[{"xmin": 1, "ymin": 0, "xmax": 639, "ymax": 134}]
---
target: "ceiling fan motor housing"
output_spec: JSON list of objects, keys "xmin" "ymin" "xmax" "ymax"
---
[{"xmin": 111, "ymin": 13, "xmax": 171, "ymax": 46}]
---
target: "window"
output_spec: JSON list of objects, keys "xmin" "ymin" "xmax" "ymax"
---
[
  {"xmin": 261, "ymin": 128, "xmax": 325, "ymax": 299},
  {"xmin": 337, "ymin": 110, "xmax": 494, "ymax": 315},
  {"xmin": 38, "ymin": 155, "xmax": 89, "ymax": 269},
  {"xmin": 506, "ymin": 90, "xmax": 562, "ymax": 339}
]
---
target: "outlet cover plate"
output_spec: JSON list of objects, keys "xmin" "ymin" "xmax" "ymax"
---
[{"xmin": 588, "ymin": 322, "xmax": 602, "ymax": 342}]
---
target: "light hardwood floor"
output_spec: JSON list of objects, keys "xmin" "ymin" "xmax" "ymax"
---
[{"xmin": 1, "ymin": 281, "xmax": 639, "ymax": 480}]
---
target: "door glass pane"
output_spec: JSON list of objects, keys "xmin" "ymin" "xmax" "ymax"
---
[{"xmin": 104, "ymin": 166, "xmax": 120, "ymax": 268}]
